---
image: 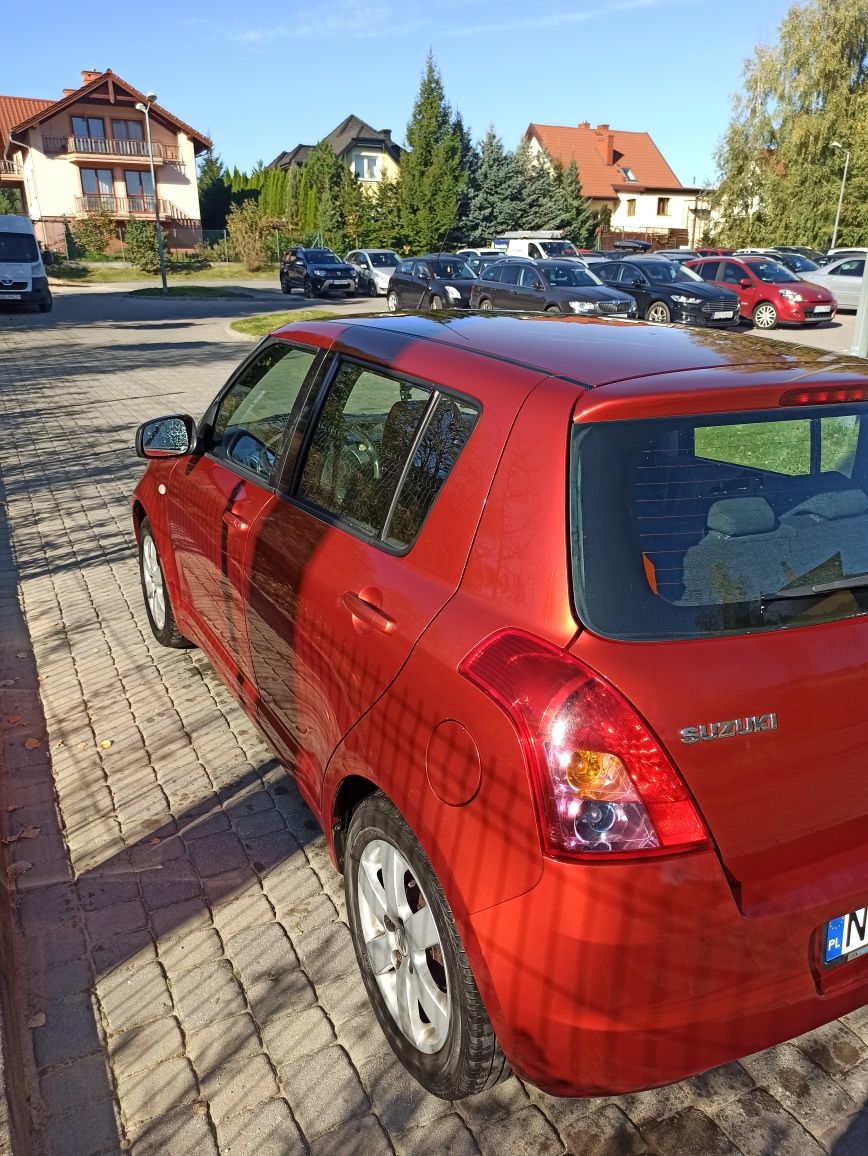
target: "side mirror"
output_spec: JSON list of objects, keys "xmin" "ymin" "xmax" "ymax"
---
[
  {"xmin": 135, "ymin": 414, "xmax": 198, "ymax": 459},
  {"xmin": 739, "ymin": 278, "xmax": 752, "ymax": 288}
]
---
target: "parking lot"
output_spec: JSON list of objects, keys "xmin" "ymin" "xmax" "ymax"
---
[{"xmin": 0, "ymin": 285, "xmax": 866, "ymax": 1156}]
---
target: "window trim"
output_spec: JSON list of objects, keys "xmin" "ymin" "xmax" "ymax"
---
[{"xmin": 285, "ymin": 352, "xmax": 482, "ymax": 556}]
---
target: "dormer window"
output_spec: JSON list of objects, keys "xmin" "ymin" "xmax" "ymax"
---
[{"xmin": 619, "ymin": 166, "xmax": 636, "ymax": 181}]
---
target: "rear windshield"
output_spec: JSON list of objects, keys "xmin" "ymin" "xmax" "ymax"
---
[
  {"xmin": 571, "ymin": 407, "xmax": 868, "ymax": 640},
  {"xmin": 0, "ymin": 232, "xmax": 38, "ymax": 262}
]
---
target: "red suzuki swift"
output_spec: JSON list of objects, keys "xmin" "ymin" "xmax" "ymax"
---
[{"xmin": 132, "ymin": 314, "xmax": 868, "ymax": 1100}]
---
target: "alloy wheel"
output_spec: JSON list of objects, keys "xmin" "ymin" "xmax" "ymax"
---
[
  {"xmin": 141, "ymin": 535, "xmax": 166, "ymax": 631},
  {"xmin": 753, "ymin": 303, "xmax": 778, "ymax": 329},
  {"xmin": 356, "ymin": 837, "xmax": 449, "ymax": 1054},
  {"xmin": 646, "ymin": 302, "xmax": 671, "ymax": 323}
]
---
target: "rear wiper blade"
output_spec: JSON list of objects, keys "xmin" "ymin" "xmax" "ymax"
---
[{"xmin": 761, "ymin": 574, "xmax": 868, "ymax": 602}]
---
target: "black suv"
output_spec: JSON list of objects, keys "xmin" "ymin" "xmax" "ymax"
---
[
  {"xmin": 594, "ymin": 256, "xmax": 740, "ymax": 326},
  {"xmin": 280, "ymin": 248, "xmax": 358, "ymax": 298},
  {"xmin": 469, "ymin": 259, "xmax": 637, "ymax": 317}
]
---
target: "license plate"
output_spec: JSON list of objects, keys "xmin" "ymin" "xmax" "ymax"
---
[
  {"xmin": 814, "ymin": 305, "xmax": 832, "ymax": 314},
  {"xmin": 712, "ymin": 311, "xmax": 734, "ymax": 319},
  {"xmin": 0, "ymin": 293, "xmax": 21, "ymax": 300},
  {"xmin": 825, "ymin": 907, "xmax": 868, "ymax": 964},
  {"xmin": 334, "ymin": 280, "xmax": 351, "ymax": 287}
]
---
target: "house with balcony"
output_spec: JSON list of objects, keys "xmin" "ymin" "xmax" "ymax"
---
[
  {"xmin": 0, "ymin": 70, "xmax": 211, "ymax": 251},
  {"xmin": 523, "ymin": 121, "xmax": 708, "ymax": 245},
  {"xmin": 269, "ymin": 115, "xmax": 402, "ymax": 191}
]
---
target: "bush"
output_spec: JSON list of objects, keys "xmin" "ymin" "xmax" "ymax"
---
[
  {"xmin": 123, "ymin": 220, "xmax": 162, "ymax": 273},
  {"xmin": 71, "ymin": 208, "xmax": 117, "ymax": 257},
  {"xmin": 227, "ymin": 201, "xmax": 272, "ymax": 271}
]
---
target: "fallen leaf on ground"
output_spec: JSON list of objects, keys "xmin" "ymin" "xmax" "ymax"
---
[
  {"xmin": 7, "ymin": 861, "xmax": 31, "ymax": 879},
  {"xmin": 15, "ymin": 653, "xmax": 26, "ymax": 659},
  {"xmin": 18, "ymin": 826, "xmax": 40, "ymax": 840},
  {"xmin": 6, "ymin": 715, "xmax": 22, "ymax": 725},
  {"xmin": 6, "ymin": 806, "xmax": 18, "ymax": 813},
  {"xmin": 27, "ymin": 1013, "xmax": 45, "ymax": 1029},
  {"xmin": 0, "ymin": 680, "xmax": 15, "ymax": 687},
  {"xmin": 99, "ymin": 740, "xmax": 113, "ymax": 750},
  {"xmin": 149, "ymin": 838, "xmax": 161, "ymax": 846},
  {"xmin": 24, "ymin": 738, "xmax": 41, "ymax": 750},
  {"xmin": 191, "ymin": 1102, "xmax": 208, "ymax": 1115},
  {"xmin": 54, "ymin": 740, "xmax": 65, "ymax": 749}
]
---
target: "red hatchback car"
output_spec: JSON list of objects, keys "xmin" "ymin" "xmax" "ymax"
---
[
  {"xmin": 688, "ymin": 254, "xmax": 837, "ymax": 329},
  {"xmin": 132, "ymin": 314, "xmax": 868, "ymax": 1101}
]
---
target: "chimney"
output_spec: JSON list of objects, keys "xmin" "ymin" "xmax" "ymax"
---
[
  {"xmin": 62, "ymin": 89, "xmax": 76, "ymax": 97},
  {"xmin": 578, "ymin": 120, "xmax": 590, "ymax": 129},
  {"xmin": 379, "ymin": 129, "xmax": 392, "ymax": 141},
  {"xmin": 595, "ymin": 123, "xmax": 614, "ymax": 166},
  {"xmin": 81, "ymin": 70, "xmax": 103, "ymax": 84}
]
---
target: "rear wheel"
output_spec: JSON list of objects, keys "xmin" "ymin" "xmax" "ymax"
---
[
  {"xmin": 279, "ymin": 274, "xmax": 290, "ymax": 295},
  {"xmin": 303, "ymin": 276, "xmax": 314, "ymax": 299},
  {"xmin": 345, "ymin": 793, "xmax": 509, "ymax": 1099},
  {"xmin": 387, "ymin": 290, "xmax": 399, "ymax": 313},
  {"xmin": 429, "ymin": 295, "xmax": 444, "ymax": 310},
  {"xmin": 752, "ymin": 301, "xmax": 778, "ymax": 329},
  {"xmin": 38, "ymin": 298, "xmax": 53, "ymax": 313},
  {"xmin": 545, "ymin": 304, "xmax": 560, "ymax": 314},
  {"xmin": 479, "ymin": 298, "xmax": 493, "ymax": 311},
  {"xmin": 138, "ymin": 519, "xmax": 191, "ymax": 648},
  {"xmin": 645, "ymin": 301, "xmax": 671, "ymax": 323}
]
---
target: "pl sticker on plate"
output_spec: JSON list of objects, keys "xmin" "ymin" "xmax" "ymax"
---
[{"xmin": 825, "ymin": 907, "xmax": 868, "ymax": 964}]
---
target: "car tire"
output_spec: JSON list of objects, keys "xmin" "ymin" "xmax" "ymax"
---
[
  {"xmin": 368, "ymin": 278, "xmax": 378, "ymax": 297},
  {"xmin": 279, "ymin": 275, "xmax": 290, "ymax": 296},
  {"xmin": 303, "ymin": 276, "xmax": 314, "ymax": 299},
  {"xmin": 479, "ymin": 298, "xmax": 493, "ymax": 311},
  {"xmin": 345, "ymin": 792, "xmax": 510, "ymax": 1100},
  {"xmin": 645, "ymin": 301, "xmax": 671, "ymax": 323},
  {"xmin": 138, "ymin": 518, "xmax": 191, "ymax": 649},
  {"xmin": 38, "ymin": 299, "xmax": 53, "ymax": 313},
  {"xmin": 752, "ymin": 301, "xmax": 778, "ymax": 329},
  {"xmin": 429, "ymin": 295, "xmax": 444, "ymax": 310},
  {"xmin": 387, "ymin": 290, "xmax": 399, "ymax": 313},
  {"xmin": 545, "ymin": 304, "xmax": 560, "ymax": 314}
]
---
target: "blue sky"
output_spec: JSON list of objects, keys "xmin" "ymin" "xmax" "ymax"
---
[{"xmin": 5, "ymin": 0, "xmax": 794, "ymax": 185}]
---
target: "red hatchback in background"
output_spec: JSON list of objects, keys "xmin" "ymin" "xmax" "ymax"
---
[
  {"xmin": 132, "ymin": 313, "xmax": 868, "ymax": 1102},
  {"xmin": 688, "ymin": 254, "xmax": 837, "ymax": 329}
]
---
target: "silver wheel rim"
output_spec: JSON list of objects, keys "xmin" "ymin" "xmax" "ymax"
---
[
  {"xmin": 648, "ymin": 303, "xmax": 669, "ymax": 322},
  {"xmin": 480, "ymin": 299, "xmax": 492, "ymax": 311},
  {"xmin": 388, "ymin": 292, "xmax": 398, "ymax": 312},
  {"xmin": 142, "ymin": 536, "xmax": 166, "ymax": 631},
  {"xmin": 755, "ymin": 304, "xmax": 776, "ymax": 328},
  {"xmin": 357, "ymin": 838, "xmax": 449, "ymax": 1054},
  {"xmin": 430, "ymin": 296, "xmax": 443, "ymax": 310}
]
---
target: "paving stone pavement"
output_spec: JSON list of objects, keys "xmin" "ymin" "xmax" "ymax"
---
[{"xmin": 0, "ymin": 286, "xmax": 865, "ymax": 1156}]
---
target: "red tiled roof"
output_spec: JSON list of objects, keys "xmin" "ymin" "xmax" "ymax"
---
[
  {"xmin": 5, "ymin": 71, "xmax": 211, "ymax": 152},
  {"xmin": 527, "ymin": 122, "xmax": 683, "ymax": 199},
  {"xmin": 0, "ymin": 96, "xmax": 53, "ymax": 150}
]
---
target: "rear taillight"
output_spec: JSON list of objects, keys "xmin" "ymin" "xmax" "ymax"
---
[{"xmin": 460, "ymin": 630, "xmax": 709, "ymax": 860}]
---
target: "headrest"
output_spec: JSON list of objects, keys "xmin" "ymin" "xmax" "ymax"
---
[
  {"xmin": 785, "ymin": 489, "xmax": 868, "ymax": 521},
  {"xmin": 707, "ymin": 497, "xmax": 776, "ymax": 537}
]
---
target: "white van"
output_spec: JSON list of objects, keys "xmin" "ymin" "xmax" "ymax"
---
[
  {"xmin": 491, "ymin": 230, "xmax": 584, "ymax": 261},
  {"xmin": 0, "ymin": 215, "xmax": 52, "ymax": 312}
]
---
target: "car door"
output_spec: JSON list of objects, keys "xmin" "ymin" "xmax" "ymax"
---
[
  {"xmin": 391, "ymin": 259, "xmax": 413, "ymax": 306},
  {"xmin": 719, "ymin": 260, "xmax": 755, "ymax": 317},
  {"xmin": 167, "ymin": 341, "xmax": 320, "ymax": 692},
  {"xmin": 826, "ymin": 258, "xmax": 864, "ymax": 308},
  {"xmin": 243, "ymin": 355, "xmax": 482, "ymax": 806},
  {"xmin": 516, "ymin": 264, "xmax": 546, "ymax": 310},
  {"xmin": 617, "ymin": 263, "xmax": 650, "ymax": 314},
  {"xmin": 495, "ymin": 262, "xmax": 522, "ymax": 308}
]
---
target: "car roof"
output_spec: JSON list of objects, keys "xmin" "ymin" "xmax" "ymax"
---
[{"xmin": 270, "ymin": 313, "xmax": 866, "ymax": 392}]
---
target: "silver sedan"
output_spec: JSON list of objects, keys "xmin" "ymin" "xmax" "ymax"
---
[{"xmin": 804, "ymin": 256, "xmax": 865, "ymax": 309}]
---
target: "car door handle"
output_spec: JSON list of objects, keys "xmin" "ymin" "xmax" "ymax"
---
[
  {"xmin": 224, "ymin": 512, "xmax": 249, "ymax": 531},
  {"xmin": 342, "ymin": 592, "xmax": 396, "ymax": 634}
]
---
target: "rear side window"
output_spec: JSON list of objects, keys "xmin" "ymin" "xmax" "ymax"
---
[
  {"xmin": 297, "ymin": 360, "xmax": 479, "ymax": 548},
  {"xmin": 571, "ymin": 408, "xmax": 868, "ymax": 640},
  {"xmin": 695, "ymin": 261, "xmax": 720, "ymax": 281}
]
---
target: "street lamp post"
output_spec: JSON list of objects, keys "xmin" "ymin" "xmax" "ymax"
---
[
  {"xmin": 830, "ymin": 141, "xmax": 850, "ymax": 251},
  {"xmin": 135, "ymin": 94, "xmax": 168, "ymax": 294}
]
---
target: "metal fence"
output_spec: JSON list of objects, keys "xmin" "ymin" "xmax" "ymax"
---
[{"xmin": 201, "ymin": 228, "xmax": 298, "ymax": 263}]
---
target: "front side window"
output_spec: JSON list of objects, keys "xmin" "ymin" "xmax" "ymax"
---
[
  {"xmin": 571, "ymin": 407, "xmax": 868, "ymax": 641},
  {"xmin": 519, "ymin": 265, "xmax": 543, "ymax": 289},
  {"xmin": 500, "ymin": 264, "xmax": 522, "ymax": 286},
  {"xmin": 297, "ymin": 361, "xmax": 479, "ymax": 547},
  {"xmin": 398, "ymin": 260, "xmax": 414, "ymax": 275},
  {"xmin": 211, "ymin": 344, "xmax": 317, "ymax": 481},
  {"xmin": 836, "ymin": 259, "xmax": 865, "ymax": 277}
]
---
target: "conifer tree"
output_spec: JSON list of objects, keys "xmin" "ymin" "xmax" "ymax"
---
[
  {"xmin": 463, "ymin": 128, "xmax": 522, "ymax": 241},
  {"xmin": 399, "ymin": 53, "xmax": 465, "ymax": 251}
]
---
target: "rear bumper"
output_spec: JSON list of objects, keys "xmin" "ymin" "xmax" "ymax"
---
[{"xmin": 467, "ymin": 850, "xmax": 868, "ymax": 1096}]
